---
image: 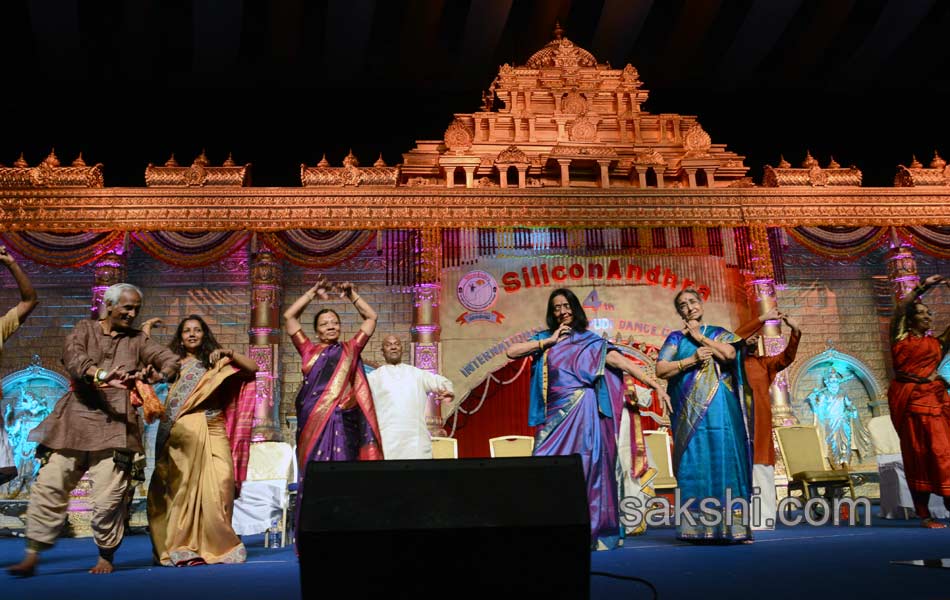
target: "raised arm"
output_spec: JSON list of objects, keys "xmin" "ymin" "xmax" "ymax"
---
[
  {"xmin": 506, "ymin": 324, "xmax": 572, "ymax": 359},
  {"xmin": 0, "ymin": 246, "xmax": 38, "ymax": 324},
  {"xmin": 283, "ymin": 276, "xmax": 332, "ymax": 337},
  {"xmin": 892, "ymin": 274, "xmax": 943, "ymax": 343},
  {"xmin": 210, "ymin": 348, "xmax": 259, "ymax": 375},
  {"xmin": 606, "ymin": 350, "xmax": 671, "ymax": 414},
  {"xmin": 685, "ymin": 320, "xmax": 736, "ymax": 361},
  {"xmin": 337, "ymin": 282, "xmax": 377, "ymax": 338}
]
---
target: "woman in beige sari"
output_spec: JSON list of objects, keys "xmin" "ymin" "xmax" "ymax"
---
[{"xmin": 147, "ymin": 315, "xmax": 258, "ymax": 566}]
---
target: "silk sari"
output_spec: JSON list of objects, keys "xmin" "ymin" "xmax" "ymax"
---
[
  {"xmin": 290, "ymin": 330, "xmax": 382, "ymax": 533},
  {"xmin": 889, "ymin": 334, "xmax": 950, "ymax": 495},
  {"xmin": 659, "ymin": 326, "xmax": 752, "ymax": 542},
  {"xmin": 527, "ymin": 329, "xmax": 649, "ymax": 550},
  {"xmin": 147, "ymin": 357, "xmax": 256, "ymax": 566}
]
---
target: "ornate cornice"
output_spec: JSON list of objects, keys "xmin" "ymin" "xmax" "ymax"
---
[
  {"xmin": 145, "ymin": 151, "xmax": 250, "ymax": 187},
  {"xmin": 1, "ymin": 187, "xmax": 949, "ymax": 230},
  {"xmin": 0, "ymin": 150, "xmax": 103, "ymax": 188}
]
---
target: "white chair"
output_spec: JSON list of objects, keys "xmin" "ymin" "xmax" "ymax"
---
[
  {"xmin": 231, "ymin": 441, "xmax": 296, "ymax": 546},
  {"xmin": 488, "ymin": 435, "xmax": 534, "ymax": 457},
  {"xmin": 431, "ymin": 436, "xmax": 458, "ymax": 459},
  {"xmin": 868, "ymin": 415, "xmax": 948, "ymax": 519}
]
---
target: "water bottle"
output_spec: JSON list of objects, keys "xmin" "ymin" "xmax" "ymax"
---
[{"xmin": 267, "ymin": 519, "xmax": 281, "ymax": 548}]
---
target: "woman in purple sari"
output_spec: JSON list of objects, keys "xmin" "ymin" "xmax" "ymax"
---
[
  {"xmin": 506, "ymin": 288, "xmax": 669, "ymax": 550},
  {"xmin": 283, "ymin": 275, "xmax": 383, "ymax": 527}
]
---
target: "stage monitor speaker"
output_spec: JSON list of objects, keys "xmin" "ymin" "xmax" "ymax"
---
[{"xmin": 297, "ymin": 455, "xmax": 590, "ymax": 599}]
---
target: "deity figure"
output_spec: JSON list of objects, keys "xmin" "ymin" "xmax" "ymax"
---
[
  {"xmin": 2, "ymin": 389, "xmax": 52, "ymax": 493},
  {"xmin": 805, "ymin": 368, "xmax": 871, "ymax": 466}
]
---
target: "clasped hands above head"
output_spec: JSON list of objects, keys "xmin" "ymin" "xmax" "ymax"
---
[{"xmin": 307, "ymin": 275, "xmax": 358, "ymax": 301}]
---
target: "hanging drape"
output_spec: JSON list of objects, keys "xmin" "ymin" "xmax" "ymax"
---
[{"xmin": 447, "ymin": 356, "xmax": 534, "ymax": 458}]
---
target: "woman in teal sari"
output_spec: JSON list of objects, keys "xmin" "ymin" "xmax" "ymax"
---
[{"xmin": 656, "ymin": 288, "xmax": 752, "ymax": 543}]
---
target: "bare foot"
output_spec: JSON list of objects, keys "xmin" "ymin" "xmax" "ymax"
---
[
  {"xmin": 7, "ymin": 553, "xmax": 38, "ymax": 577},
  {"xmin": 921, "ymin": 518, "xmax": 947, "ymax": 529},
  {"xmin": 89, "ymin": 557, "xmax": 114, "ymax": 574}
]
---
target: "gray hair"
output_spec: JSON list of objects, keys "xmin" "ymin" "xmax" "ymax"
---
[{"xmin": 103, "ymin": 283, "xmax": 143, "ymax": 306}]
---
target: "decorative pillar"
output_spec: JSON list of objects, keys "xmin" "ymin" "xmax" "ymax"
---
[
  {"xmin": 885, "ymin": 227, "xmax": 919, "ymax": 301},
  {"xmin": 597, "ymin": 160, "xmax": 612, "ymax": 188},
  {"xmin": 248, "ymin": 241, "xmax": 283, "ymax": 442},
  {"xmin": 557, "ymin": 159, "xmax": 571, "ymax": 187},
  {"xmin": 413, "ymin": 229, "xmax": 446, "ymax": 436},
  {"xmin": 92, "ymin": 245, "xmax": 127, "ymax": 319},
  {"xmin": 748, "ymin": 227, "xmax": 797, "ymax": 426},
  {"xmin": 463, "ymin": 166, "xmax": 476, "ymax": 188},
  {"xmin": 684, "ymin": 168, "xmax": 698, "ymax": 188},
  {"xmin": 498, "ymin": 165, "xmax": 509, "ymax": 188}
]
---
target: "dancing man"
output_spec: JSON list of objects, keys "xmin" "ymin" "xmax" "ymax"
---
[{"xmin": 7, "ymin": 283, "xmax": 179, "ymax": 576}]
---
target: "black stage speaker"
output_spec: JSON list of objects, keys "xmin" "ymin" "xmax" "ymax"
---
[{"xmin": 297, "ymin": 455, "xmax": 590, "ymax": 599}]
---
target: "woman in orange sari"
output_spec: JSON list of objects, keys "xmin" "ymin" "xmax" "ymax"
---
[
  {"xmin": 282, "ymin": 276, "xmax": 382, "ymax": 530},
  {"xmin": 147, "ymin": 315, "xmax": 258, "ymax": 565},
  {"xmin": 888, "ymin": 274, "xmax": 950, "ymax": 528}
]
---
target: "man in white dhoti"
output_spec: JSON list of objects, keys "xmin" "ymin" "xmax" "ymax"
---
[{"xmin": 367, "ymin": 335, "xmax": 453, "ymax": 459}]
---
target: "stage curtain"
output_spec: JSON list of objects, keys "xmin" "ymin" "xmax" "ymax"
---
[
  {"xmin": 896, "ymin": 226, "xmax": 950, "ymax": 259},
  {"xmin": 131, "ymin": 231, "xmax": 249, "ymax": 267},
  {"xmin": 786, "ymin": 226, "xmax": 887, "ymax": 260},
  {"xmin": 0, "ymin": 231, "xmax": 125, "ymax": 267},
  {"xmin": 448, "ymin": 356, "xmax": 534, "ymax": 458},
  {"xmin": 259, "ymin": 230, "xmax": 375, "ymax": 267}
]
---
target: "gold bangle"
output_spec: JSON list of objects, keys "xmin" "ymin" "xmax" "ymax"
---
[
  {"xmin": 677, "ymin": 360, "xmax": 683, "ymax": 371},
  {"xmin": 538, "ymin": 340, "xmax": 544, "ymax": 352},
  {"xmin": 351, "ymin": 295, "xmax": 361, "ymax": 303}
]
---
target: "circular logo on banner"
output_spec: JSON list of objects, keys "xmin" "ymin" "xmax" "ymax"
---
[{"xmin": 457, "ymin": 270, "xmax": 498, "ymax": 312}]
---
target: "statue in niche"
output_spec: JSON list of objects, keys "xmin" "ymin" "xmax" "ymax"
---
[
  {"xmin": 2, "ymin": 389, "xmax": 52, "ymax": 494},
  {"xmin": 805, "ymin": 367, "xmax": 872, "ymax": 467}
]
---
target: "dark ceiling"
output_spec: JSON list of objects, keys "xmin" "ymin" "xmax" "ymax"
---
[{"xmin": 4, "ymin": 0, "xmax": 950, "ymax": 187}]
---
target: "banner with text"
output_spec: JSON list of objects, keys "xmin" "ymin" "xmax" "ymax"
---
[{"xmin": 442, "ymin": 254, "xmax": 749, "ymax": 404}]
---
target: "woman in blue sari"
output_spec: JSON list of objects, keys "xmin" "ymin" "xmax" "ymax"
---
[
  {"xmin": 506, "ymin": 288, "xmax": 669, "ymax": 550},
  {"xmin": 656, "ymin": 288, "xmax": 752, "ymax": 543}
]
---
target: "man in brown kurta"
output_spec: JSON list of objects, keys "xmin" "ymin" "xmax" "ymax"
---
[
  {"xmin": 7, "ymin": 283, "xmax": 178, "ymax": 577},
  {"xmin": 735, "ymin": 308, "xmax": 801, "ymax": 529}
]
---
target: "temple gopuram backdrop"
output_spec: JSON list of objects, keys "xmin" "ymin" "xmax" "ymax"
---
[{"xmin": 1, "ymin": 27, "xmax": 949, "ymax": 500}]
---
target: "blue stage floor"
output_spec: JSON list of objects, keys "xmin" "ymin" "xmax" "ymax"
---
[{"xmin": 4, "ymin": 515, "xmax": 950, "ymax": 599}]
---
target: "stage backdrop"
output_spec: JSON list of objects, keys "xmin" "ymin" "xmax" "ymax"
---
[{"xmin": 441, "ymin": 254, "xmax": 750, "ymax": 406}]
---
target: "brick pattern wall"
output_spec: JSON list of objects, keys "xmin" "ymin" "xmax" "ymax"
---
[{"xmin": 778, "ymin": 238, "xmax": 950, "ymax": 432}]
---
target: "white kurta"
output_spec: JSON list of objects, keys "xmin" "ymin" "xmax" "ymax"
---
[{"xmin": 367, "ymin": 363, "xmax": 453, "ymax": 460}]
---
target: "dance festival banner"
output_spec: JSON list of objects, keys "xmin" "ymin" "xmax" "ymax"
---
[{"xmin": 441, "ymin": 254, "xmax": 749, "ymax": 404}]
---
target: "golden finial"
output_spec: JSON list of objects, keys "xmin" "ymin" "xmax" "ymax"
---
[
  {"xmin": 827, "ymin": 156, "xmax": 840, "ymax": 169},
  {"xmin": 164, "ymin": 153, "xmax": 179, "ymax": 167},
  {"xmin": 72, "ymin": 152, "xmax": 87, "ymax": 167},
  {"xmin": 223, "ymin": 152, "xmax": 236, "ymax": 167},
  {"xmin": 13, "ymin": 153, "xmax": 28, "ymax": 168},
  {"xmin": 801, "ymin": 150, "xmax": 818, "ymax": 168},
  {"xmin": 910, "ymin": 155, "xmax": 923, "ymax": 169},
  {"xmin": 553, "ymin": 19, "xmax": 564, "ymax": 40},
  {"xmin": 930, "ymin": 151, "xmax": 946, "ymax": 170},
  {"xmin": 374, "ymin": 153, "xmax": 387, "ymax": 168},
  {"xmin": 342, "ymin": 149, "xmax": 359, "ymax": 168},
  {"xmin": 194, "ymin": 149, "xmax": 210, "ymax": 167},
  {"xmin": 777, "ymin": 155, "xmax": 790, "ymax": 168},
  {"xmin": 317, "ymin": 153, "xmax": 330, "ymax": 168},
  {"xmin": 43, "ymin": 149, "xmax": 61, "ymax": 167}
]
